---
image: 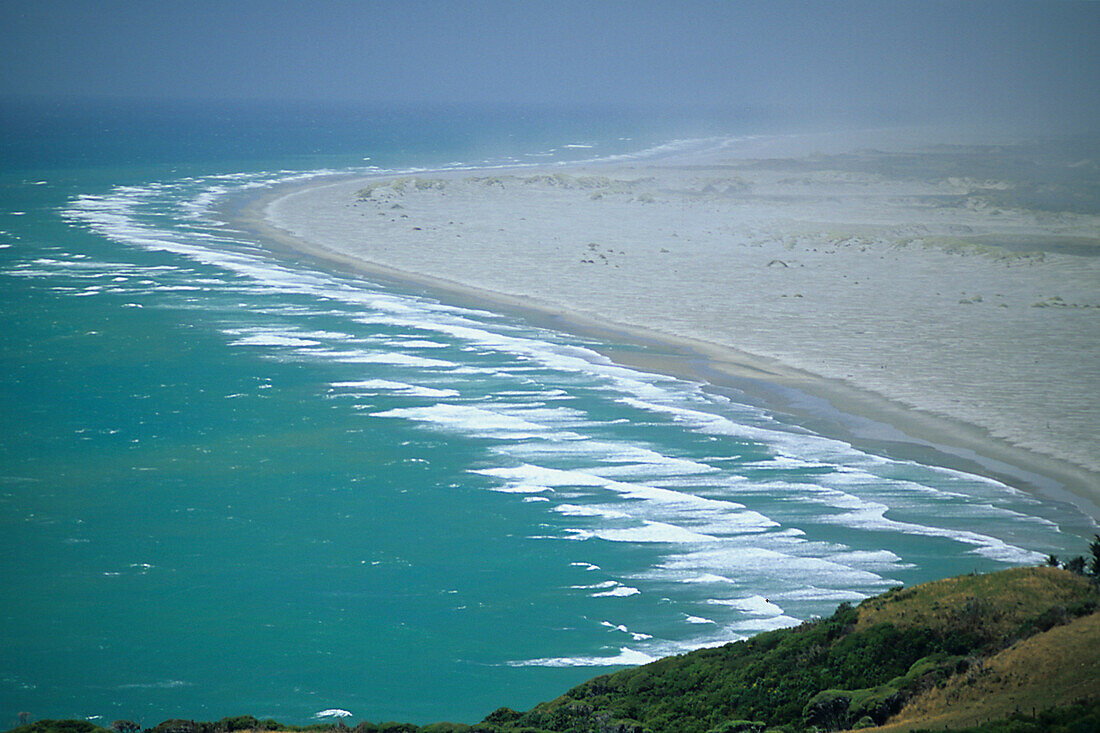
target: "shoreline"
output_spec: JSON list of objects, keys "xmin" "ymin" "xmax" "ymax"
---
[{"xmin": 218, "ymin": 138, "xmax": 1100, "ymax": 524}]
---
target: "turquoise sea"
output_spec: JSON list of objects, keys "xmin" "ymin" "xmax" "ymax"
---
[{"xmin": 0, "ymin": 100, "xmax": 1094, "ymax": 727}]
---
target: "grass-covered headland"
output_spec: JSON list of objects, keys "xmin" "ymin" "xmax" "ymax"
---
[{"xmin": 10, "ymin": 545, "xmax": 1100, "ymax": 733}]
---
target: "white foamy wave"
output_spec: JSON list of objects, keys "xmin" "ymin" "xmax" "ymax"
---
[
  {"xmin": 355, "ymin": 311, "xmax": 689, "ymax": 408},
  {"xmin": 706, "ymin": 595, "xmax": 785, "ymax": 617},
  {"xmin": 117, "ymin": 679, "xmax": 191, "ymax": 690},
  {"xmin": 584, "ymin": 134, "xmax": 757, "ymax": 166},
  {"xmin": 477, "ymin": 461, "xmax": 781, "ymax": 550},
  {"xmin": 654, "ymin": 546, "xmax": 893, "ymax": 591},
  {"xmin": 313, "ymin": 709, "xmax": 352, "ymax": 719},
  {"xmin": 377, "ymin": 404, "xmax": 555, "ymax": 440},
  {"xmin": 331, "ymin": 379, "xmax": 460, "ymax": 398},
  {"xmin": 571, "ymin": 580, "xmax": 641, "ymax": 597},
  {"xmin": 593, "ymin": 585, "xmax": 641, "ymax": 597},
  {"xmin": 822, "ymin": 501, "xmax": 1044, "ymax": 564},
  {"xmin": 488, "ymin": 403, "xmax": 590, "ymax": 428},
  {"xmin": 828, "ymin": 549, "xmax": 910, "ymax": 571},
  {"xmin": 312, "ymin": 349, "xmax": 457, "ymax": 368},
  {"xmin": 771, "ymin": 586, "xmax": 870, "ymax": 602},
  {"xmin": 583, "ymin": 443, "xmax": 719, "ymax": 475},
  {"xmin": 601, "ymin": 621, "xmax": 653, "ymax": 641},
  {"xmin": 679, "ymin": 573, "xmax": 734, "ymax": 584},
  {"xmin": 473, "ymin": 464, "xmax": 608, "ymax": 488},
  {"xmin": 230, "ymin": 334, "xmax": 321, "ymax": 347},
  {"xmin": 588, "ymin": 520, "xmax": 717, "ymax": 544},
  {"xmin": 498, "ymin": 484, "xmax": 555, "ymax": 495},
  {"xmin": 592, "ymin": 460, "xmax": 715, "ymax": 479},
  {"xmin": 508, "ymin": 647, "xmax": 656, "ymax": 667},
  {"xmin": 963, "ymin": 503, "xmax": 1058, "ymax": 525},
  {"xmin": 383, "ymin": 339, "xmax": 449, "ymax": 349},
  {"xmin": 555, "ymin": 503, "xmax": 630, "ymax": 519},
  {"xmin": 728, "ymin": 615, "xmax": 802, "ymax": 633},
  {"xmin": 617, "ymin": 395, "xmax": 858, "ymax": 464},
  {"xmin": 573, "ymin": 580, "xmax": 619, "ymax": 590}
]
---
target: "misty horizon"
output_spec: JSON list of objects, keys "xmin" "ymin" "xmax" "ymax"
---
[{"xmin": 2, "ymin": 1, "xmax": 1098, "ymax": 135}]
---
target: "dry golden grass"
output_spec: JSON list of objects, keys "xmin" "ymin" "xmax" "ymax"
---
[
  {"xmin": 856, "ymin": 566, "xmax": 1095, "ymax": 639},
  {"xmin": 869, "ymin": 612, "xmax": 1100, "ymax": 731}
]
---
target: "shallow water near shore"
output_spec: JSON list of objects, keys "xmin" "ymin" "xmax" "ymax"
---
[{"xmin": 0, "ymin": 101, "xmax": 1095, "ymax": 726}]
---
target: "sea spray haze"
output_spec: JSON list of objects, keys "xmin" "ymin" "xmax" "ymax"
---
[{"xmin": 0, "ymin": 100, "xmax": 1096, "ymax": 726}]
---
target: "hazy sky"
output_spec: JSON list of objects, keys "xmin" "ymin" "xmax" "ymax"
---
[{"xmin": 2, "ymin": 0, "xmax": 1098, "ymax": 123}]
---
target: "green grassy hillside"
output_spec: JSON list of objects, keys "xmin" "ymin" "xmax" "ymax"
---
[{"xmin": 495, "ymin": 567, "xmax": 1097, "ymax": 733}]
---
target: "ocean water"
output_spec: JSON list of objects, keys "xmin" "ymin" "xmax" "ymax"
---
[{"xmin": 0, "ymin": 99, "xmax": 1094, "ymax": 726}]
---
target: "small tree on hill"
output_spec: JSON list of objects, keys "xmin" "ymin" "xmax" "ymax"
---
[
  {"xmin": 1045, "ymin": 554, "xmax": 1060, "ymax": 568},
  {"xmin": 1088, "ymin": 534, "xmax": 1100, "ymax": 578},
  {"xmin": 112, "ymin": 722, "xmax": 140, "ymax": 733},
  {"xmin": 1066, "ymin": 556, "xmax": 1086, "ymax": 574}
]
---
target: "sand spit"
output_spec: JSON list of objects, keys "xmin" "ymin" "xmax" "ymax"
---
[{"xmin": 254, "ymin": 138, "xmax": 1100, "ymax": 514}]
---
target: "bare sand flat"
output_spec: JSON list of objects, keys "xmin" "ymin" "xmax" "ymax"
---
[{"xmin": 251, "ymin": 136, "xmax": 1100, "ymax": 515}]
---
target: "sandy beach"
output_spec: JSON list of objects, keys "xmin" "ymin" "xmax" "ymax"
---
[{"xmin": 245, "ymin": 134, "xmax": 1100, "ymax": 518}]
